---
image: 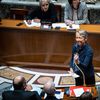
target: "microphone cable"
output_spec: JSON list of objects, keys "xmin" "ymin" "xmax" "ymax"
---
[{"xmin": 74, "ymin": 59, "xmax": 86, "ymax": 86}]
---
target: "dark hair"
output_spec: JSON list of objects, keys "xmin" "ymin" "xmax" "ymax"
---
[
  {"xmin": 13, "ymin": 80, "xmax": 23, "ymax": 90},
  {"xmin": 68, "ymin": 0, "xmax": 73, "ymax": 5},
  {"xmin": 13, "ymin": 77, "xmax": 26, "ymax": 90},
  {"xmin": 68, "ymin": 0, "xmax": 80, "ymax": 9},
  {"xmin": 79, "ymin": 92, "xmax": 93, "ymax": 100}
]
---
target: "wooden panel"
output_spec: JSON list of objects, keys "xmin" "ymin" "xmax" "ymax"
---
[
  {"xmin": 0, "ymin": 28, "xmax": 73, "ymax": 65},
  {"xmin": 0, "ymin": 19, "xmax": 100, "ymax": 70}
]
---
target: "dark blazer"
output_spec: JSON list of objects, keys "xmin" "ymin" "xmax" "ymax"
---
[
  {"xmin": 27, "ymin": 3, "xmax": 58, "ymax": 23},
  {"xmin": 70, "ymin": 43, "xmax": 95, "ymax": 85},
  {"xmin": 2, "ymin": 90, "xmax": 41, "ymax": 100},
  {"xmin": 45, "ymin": 95, "xmax": 59, "ymax": 100}
]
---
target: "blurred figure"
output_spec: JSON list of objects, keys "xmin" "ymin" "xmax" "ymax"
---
[
  {"xmin": 64, "ymin": 0, "xmax": 89, "ymax": 25},
  {"xmin": 2, "ymin": 76, "xmax": 41, "ymax": 100},
  {"xmin": 79, "ymin": 92, "xmax": 93, "ymax": 100},
  {"xmin": 70, "ymin": 30, "xmax": 95, "ymax": 86},
  {"xmin": 43, "ymin": 81, "xmax": 59, "ymax": 100},
  {"xmin": 26, "ymin": 0, "xmax": 58, "ymax": 24}
]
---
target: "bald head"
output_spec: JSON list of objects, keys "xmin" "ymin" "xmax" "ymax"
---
[
  {"xmin": 44, "ymin": 81, "xmax": 55, "ymax": 95},
  {"xmin": 13, "ymin": 76, "xmax": 26, "ymax": 90}
]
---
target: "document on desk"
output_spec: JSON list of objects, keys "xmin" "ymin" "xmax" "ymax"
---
[
  {"xmin": 31, "ymin": 85, "xmax": 42, "ymax": 95},
  {"xmin": 24, "ymin": 20, "xmax": 41, "ymax": 27},
  {"xmin": 52, "ymin": 23, "xmax": 67, "ymax": 29},
  {"xmin": 66, "ymin": 24, "xmax": 80, "ymax": 30},
  {"xmin": 70, "ymin": 86, "xmax": 92, "ymax": 97},
  {"xmin": 55, "ymin": 89, "xmax": 64, "ymax": 99},
  {"xmin": 52, "ymin": 23, "xmax": 80, "ymax": 30},
  {"xmin": 73, "ymin": 88, "xmax": 84, "ymax": 97}
]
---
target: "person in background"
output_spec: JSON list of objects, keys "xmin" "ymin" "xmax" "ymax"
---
[
  {"xmin": 43, "ymin": 81, "xmax": 59, "ymax": 100},
  {"xmin": 2, "ymin": 75, "xmax": 41, "ymax": 100},
  {"xmin": 70, "ymin": 30, "xmax": 95, "ymax": 86},
  {"xmin": 26, "ymin": 0, "xmax": 58, "ymax": 24},
  {"xmin": 79, "ymin": 91, "xmax": 93, "ymax": 100},
  {"xmin": 64, "ymin": 0, "xmax": 89, "ymax": 25}
]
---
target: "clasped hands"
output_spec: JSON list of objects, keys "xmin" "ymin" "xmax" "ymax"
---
[{"xmin": 65, "ymin": 20, "xmax": 74, "ymax": 27}]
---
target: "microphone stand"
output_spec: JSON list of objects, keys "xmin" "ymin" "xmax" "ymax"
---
[{"xmin": 74, "ymin": 61, "xmax": 86, "ymax": 86}]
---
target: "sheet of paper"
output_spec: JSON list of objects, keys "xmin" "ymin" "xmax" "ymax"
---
[
  {"xmin": 52, "ymin": 23, "xmax": 67, "ymax": 29},
  {"xmin": 68, "ymin": 71, "xmax": 79, "ymax": 78},
  {"xmin": 31, "ymin": 85, "xmax": 42, "ymax": 95},
  {"xmin": 73, "ymin": 88, "xmax": 84, "ymax": 97},
  {"xmin": 66, "ymin": 24, "xmax": 80, "ymax": 29},
  {"xmin": 55, "ymin": 90, "xmax": 64, "ymax": 99},
  {"xmin": 24, "ymin": 20, "xmax": 41, "ymax": 27}
]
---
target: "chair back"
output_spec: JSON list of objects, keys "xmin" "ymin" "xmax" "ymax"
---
[
  {"xmin": 10, "ymin": 8, "xmax": 28, "ymax": 20},
  {"xmin": 55, "ymin": 4, "xmax": 62, "ymax": 22}
]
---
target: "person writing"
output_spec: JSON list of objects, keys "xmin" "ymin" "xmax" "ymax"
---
[
  {"xmin": 64, "ymin": 0, "xmax": 89, "ymax": 25},
  {"xmin": 26, "ymin": 0, "xmax": 58, "ymax": 24},
  {"xmin": 70, "ymin": 30, "xmax": 95, "ymax": 86}
]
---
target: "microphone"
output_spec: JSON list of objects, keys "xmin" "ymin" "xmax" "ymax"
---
[
  {"xmin": 74, "ymin": 44, "xmax": 86, "ymax": 86},
  {"xmin": 75, "ymin": 43, "xmax": 81, "ymax": 54}
]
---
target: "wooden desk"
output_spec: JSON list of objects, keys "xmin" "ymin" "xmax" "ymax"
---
[
  {"xmin": 0, "ymin": 19, "xmax": 100, "ymax": 70},
  {"xmin": 41, "ymin": 86, "xmax": 98, "ymax": 100}
]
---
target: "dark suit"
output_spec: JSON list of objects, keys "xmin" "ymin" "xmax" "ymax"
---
[
  {"xmin": 45, "ymin": 95, "xmax": 59, "ymax": 100},
  {"xmin": 2, "ymin": 90, "xmax": 41, "ymax": 100}
]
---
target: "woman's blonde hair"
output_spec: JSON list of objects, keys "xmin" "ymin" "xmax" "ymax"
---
[{"xmin": 76, "ymin": 30, "xmax": 88, "ymax": 39}]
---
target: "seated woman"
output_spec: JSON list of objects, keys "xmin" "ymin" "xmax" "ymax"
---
[
  {"xmin": 26, "ymin": 0, "xmax": 58, "ymax": 23},
  {"xmin": 64, "ymin": 0, "xmax": 89, "ymax": 25}
]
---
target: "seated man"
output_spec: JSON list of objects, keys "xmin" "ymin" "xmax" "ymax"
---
[
  {"xmin": 43, "ymin": 81, "xmax": 59, "ymax": 100},
  {"xmin": 2, "ymin": 76, "xmax": 41, "ymax": 100},
  {"xmin": 26, "ymin": 0, "xmax": 58, "ymax": 23}
]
